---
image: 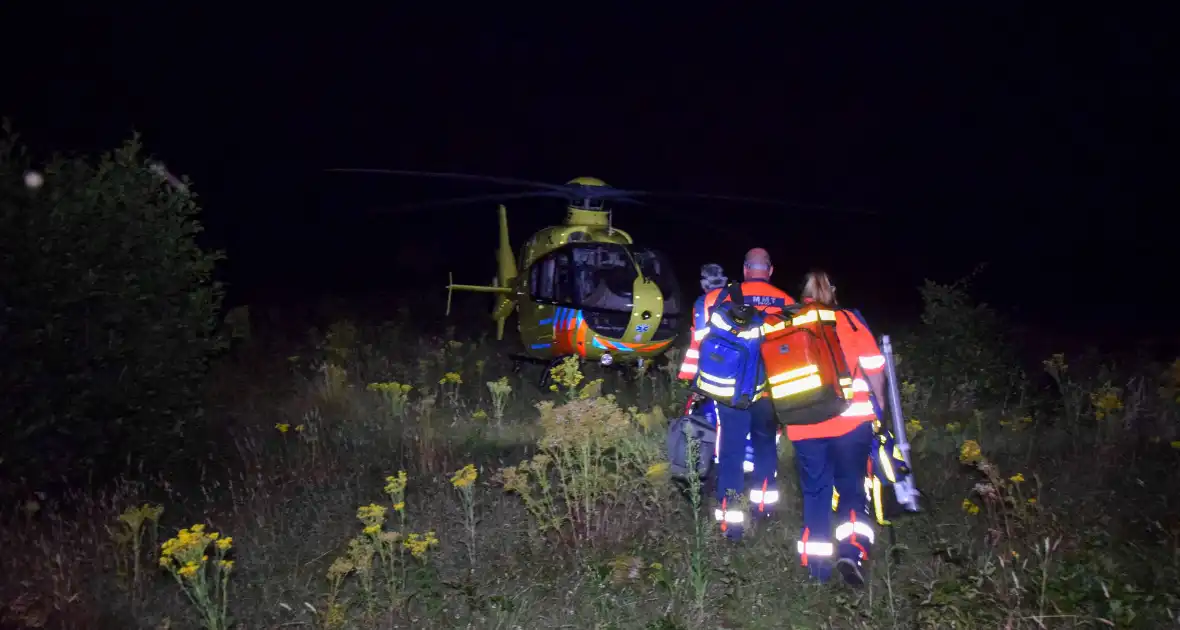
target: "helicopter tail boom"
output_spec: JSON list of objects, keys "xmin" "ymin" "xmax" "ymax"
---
[
  {"xmin": 445, "ymin": 273, "xmax": 512, "ymax": 315},
  {"xmin": 444, "ymin": 205, "xmax": 519, "ymax": 341}
]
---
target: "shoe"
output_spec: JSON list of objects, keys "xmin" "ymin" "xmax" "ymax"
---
[{"xmin": 836, "ymin": 558, "xmax": 865, "ymax": 587}]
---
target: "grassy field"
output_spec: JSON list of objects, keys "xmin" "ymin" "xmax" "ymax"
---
[{"xmin": 4, "ymin": 296, "xmax": 1180, "ymax": 629}]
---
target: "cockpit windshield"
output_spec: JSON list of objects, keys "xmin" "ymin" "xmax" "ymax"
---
[
  {"xmin": 570, "ymin": 244, "xmax": 637, "ymax": 312},
  {"xmin": 528, "ymin": 243, "xmax": 682, "ymax": 316},
  {"xmin": 633, "ymin": 247, "xmax": 682, "ymax": 315},
  {"xmin": 569, "ymin": 198, "xmax": 606, "ymax": 210}
]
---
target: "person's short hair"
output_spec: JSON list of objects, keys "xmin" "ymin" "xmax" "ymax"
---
[{"xmin": 700, "ymin": 263, "xmax": 728, "ymax": 290}]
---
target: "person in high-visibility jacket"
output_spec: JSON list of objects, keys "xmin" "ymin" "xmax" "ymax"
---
[
  {"xmin": 693, "ymin": 263, "xmax": 729, "ymax": 331},
  {"xmin": 679, "ymin": 248, "xmax": 794, "ymax": 539},
  {"xmin": 786, "ymin": 270, "xmax": 887, "ymax": 585},
  {"xmin": 688, "ymin": 264, "xmax": 757, "ymax": 474}
]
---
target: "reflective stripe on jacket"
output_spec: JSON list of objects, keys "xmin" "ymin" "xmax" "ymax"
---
[{"xmin": 677, "ymin": 281, "xmax": 795, "ymax": 381}]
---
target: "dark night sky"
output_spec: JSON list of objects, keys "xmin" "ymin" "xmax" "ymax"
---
[{"xmin": 3, "ymin": 8, "xmax": 1174, "ymax": 341}]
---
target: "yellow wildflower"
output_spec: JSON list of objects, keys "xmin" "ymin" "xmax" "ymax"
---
[
  {"xmin": 363, "ymin": 524, "xmax": 381, "ymax": 535},
  {"xmin": 1171, "ymin": 441, "xmax": 1180, "ymax": 450},
  {"xmin": 961, "ymin": 498, "xmax": 981, "ymax": 515},
  {"xmin": 275, "ymin": 423, "xmax": 290, "ymax": 434},
  {"xmin": 402, "ymin": 531, "xmax": 440, "ymax": 559},
  {"xmin": 450, "ymin": 464, "xmax": 478, "ymax": 489},
  {"xmin": 219, "ymin": 560, "xmax": 234, "ymax": 571},
  {"xmin": 384, "ymin": 471, "xmax": 408, "ymax": 496},
  {"xmin": 1043, "ymin": 353, "xmax": 1068, "ymax": 375},
  {"xmin": 1090, "ymin": 382, "xmax": 1124, "ymax": 420},
  {"xmin": 549, "ymin": 356, "xmax": 584, "ymax": 390},
  {"xmin": 357, "ymin": 503, "xmax": 387, "ymax": 527},
  {"xmin": 959, "ymin": 440, "xmax": 982, "ymax": 465},
  {"xmin": 295, "ymin": 424, "xmax": 305, "ymax": 432},
  {"xmin": 216, "ymin": 537, "xmax": 232, "ymax": 551},
  {"xmin": 178, "ymin": 562, "xmax": 200, "ymax": 578},
  {"xmin": 472, "ymin": 409, "xmax": 488, "ymax": 421},
  {"xmin": 1027, "ymin": 497, "xmax": 1037, "ymax": 504},
  {"xmin": 645, "ymin": 462, "xmax": 670, "ymax": 478},
  {"xmin": 1009, "ymin": 473, "xmax": 1025, "ymax": 484},
  {"xmin": 392, "ymin": 501, "xmax": 405, "ymax": 512},
  {"xmin": 439, "ymin": 372, "xmax": 463, "ymax": 385}
]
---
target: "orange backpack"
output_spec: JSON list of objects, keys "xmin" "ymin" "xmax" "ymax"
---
[{"xmin": 760, "ymin": 302, "xmax": 854, "ymax": 425}]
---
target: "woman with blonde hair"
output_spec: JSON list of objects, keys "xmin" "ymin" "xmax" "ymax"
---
[{"xmin": 786, "ymin": 270, "xmax": 888, "ymax": 586}]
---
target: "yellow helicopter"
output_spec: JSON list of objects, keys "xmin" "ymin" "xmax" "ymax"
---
[{"xmin": 327, "ymin": 168, "xmax": 873, "ymax": 374}]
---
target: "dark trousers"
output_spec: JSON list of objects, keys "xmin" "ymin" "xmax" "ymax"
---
[
  {"xmin": 714, "ymin": 397, "xmax": 778, "ymax": 536},
  {"xmin": 791, "ymin": 421, "xmax": 875, "ymax": 580}
]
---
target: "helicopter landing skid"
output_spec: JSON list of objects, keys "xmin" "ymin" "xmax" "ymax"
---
[
  {"xmin": 537, "ymin": 355, "xmax": 574, "ymax": 389},
  {"xmin": 508, "ymin": 354, "xmax": 552, "ymax": 384}
]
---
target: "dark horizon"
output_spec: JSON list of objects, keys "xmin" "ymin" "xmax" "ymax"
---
[{"xmin": 4, "ymin": 8, "xmax": 1172, "ymax": 345}]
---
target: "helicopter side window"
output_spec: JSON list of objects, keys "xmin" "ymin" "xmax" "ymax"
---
[
  {"xmin": 528, "ymin": 250, "xmax": 575, "ymax": 304},
  {"xmin": 530, "ymin": 257, "xmax": 556, "ymax": 301},
  {"xmin": 633, "ymin": 248, "xmax": 682, "ymax": 316}
]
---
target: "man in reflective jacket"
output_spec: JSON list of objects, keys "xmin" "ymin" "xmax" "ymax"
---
[
  {"xmin": 679, "ymin": 248, "xmax": 794, "ymax": 539},
  {"xmin": 785, "ymin": 270, "xmax": 887, "ymax": 585}
]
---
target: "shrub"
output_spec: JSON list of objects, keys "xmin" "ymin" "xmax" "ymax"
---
[
  {"xmin": 898, "ymin": 269, "xmax": 1023, "ymax": 410},
  {"xmin": 499, "ymin": 369, "xmax": 670, "ymax": 549},
  {"xmin": 0, "ymin": 123, "xmax": 225, "ymax": 484}
]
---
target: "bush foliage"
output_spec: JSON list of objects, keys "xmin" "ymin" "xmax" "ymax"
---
[
  {"xmin": 897, "ymin": 269, "xmax": 1024, "ymax": 410},
  {"xmin": 0, "ymin": 123, "xmax": 225, "ymax": 484}
]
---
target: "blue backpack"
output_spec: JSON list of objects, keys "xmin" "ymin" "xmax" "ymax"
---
[{"xmin": 691, "ymin": 283, "xmax": 767, "ymax": 409}]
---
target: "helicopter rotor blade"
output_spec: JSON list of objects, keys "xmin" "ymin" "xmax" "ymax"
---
[
  {"xmin": 326, "ymin": 168, "xmax": 573, "ymax": 192},
  {"xmin": 620, "ymin": 190, "xmax": 878, "ymax": 216},
  {"xmin": 370, "ymin": 190, "xmax": 570, "ymax": 213},
  {"xmin": 328, "ymin": 167, "xmax": 875, "ymax": 216}
]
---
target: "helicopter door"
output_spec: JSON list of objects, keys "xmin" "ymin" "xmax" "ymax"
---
[
  {"xmin": 528, "ymin": 250, "xmax": 575, "ymax": 305},
  {"xmin": 532, "ymin": 258, "xmax": 557, "ymax": 301}
]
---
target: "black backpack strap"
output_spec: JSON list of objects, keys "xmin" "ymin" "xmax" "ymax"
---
[
  {"xmin": 840, "ymin": 309, "xmax": 859, "ymax": 332},
  {"xmin": 727, "ymin": 282, "xmax": 745, "ymax": 305}
]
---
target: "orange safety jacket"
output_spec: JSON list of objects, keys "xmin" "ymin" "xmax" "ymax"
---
[
  {"xmin": 785, "ymin": 298, "xmax": 887, "ymax": 442},
  {"xmin": 677, "ymin": 280, "xmax": 795, "ymax": 381}
]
